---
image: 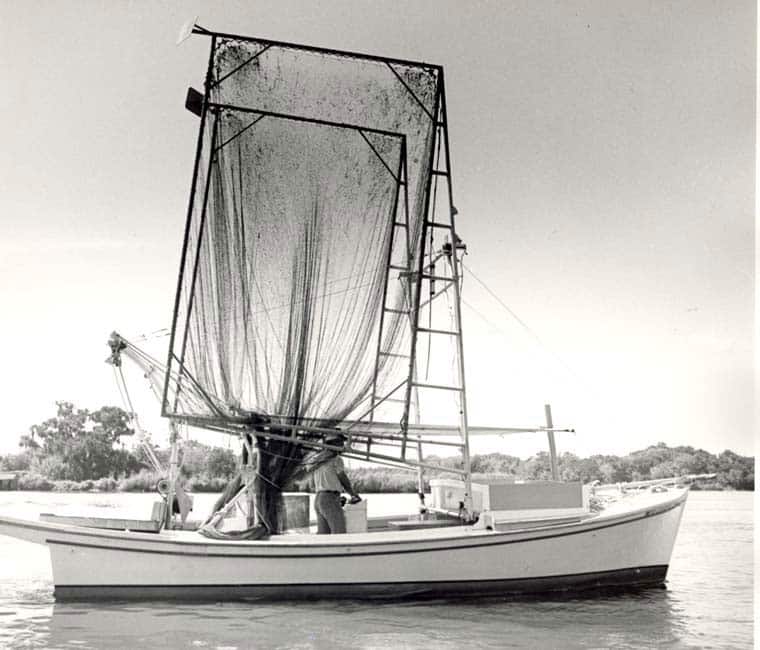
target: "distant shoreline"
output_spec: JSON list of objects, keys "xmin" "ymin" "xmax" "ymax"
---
[
  {"xmin": 0, "ymin": 486, "xmax": 750, "ymax": 494},
  {"xmin": 2, "ymin": 442, "xmax": 754, "ymax": 493},
  {"xmin": 0, "ymin": 475, "xmax": 751, "ymax": 494}
]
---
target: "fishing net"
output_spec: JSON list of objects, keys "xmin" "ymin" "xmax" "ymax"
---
[
  {"xmin": 165, "ymin": 38, "xmax": 443, "ymax": 534},
  {"xmin": 211, "ymin": 37, "xmax": 439, "ymax": 256},
  {"xmin": 171, "ymin": 110, "xmax": 409, "ymax": 423}
]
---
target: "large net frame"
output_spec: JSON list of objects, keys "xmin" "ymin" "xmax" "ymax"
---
[
  {"xmin": 168, "ymin": 108, "xmax": 410, "ymax": 427},
  {"xmin": 162, "ymin": 31, "xmax": 472, "ymax": 533},
  {"xmin": 164, "ymin": 35, "xmax": 442, "ymax": 423}
]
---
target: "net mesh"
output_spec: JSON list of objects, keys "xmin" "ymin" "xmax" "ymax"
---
[
  {"xmin": 172, "ymin": 110, "xmax": 409, "ymax": 425},
  {"xmin": 165, "ymin": 38, "xmax": 443, "ymax": 534},
  {"xmin": 167, "ymin": 40, "xmax": 440, "ymax": 423},
  {"xmin": 211, "ymin": 38, "xmax": 438, "ymax": 254}
]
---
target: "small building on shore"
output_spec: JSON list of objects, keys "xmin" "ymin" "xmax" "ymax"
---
[{"xmin": 0, "ymin": 472, "xmax": 18, "ymax": 490}]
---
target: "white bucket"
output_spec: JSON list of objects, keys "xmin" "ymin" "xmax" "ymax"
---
[{"xmin": 343, "ymin": 500, "xmax": 368, "ymax": 533}]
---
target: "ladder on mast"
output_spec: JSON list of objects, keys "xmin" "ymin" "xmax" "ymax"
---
[{"xmin": 367, "ymin": 73, "xmax": 473, "ymax": 515}]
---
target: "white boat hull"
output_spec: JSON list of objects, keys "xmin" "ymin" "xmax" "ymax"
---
[{"xmin": 0, "ymin": 488, "xmax": 687, "ymax": 600}]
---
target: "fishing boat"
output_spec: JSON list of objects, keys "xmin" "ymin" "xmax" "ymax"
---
[{"xmin": 0, "ymin": 24, "xmax": 692, "ymax": 601}]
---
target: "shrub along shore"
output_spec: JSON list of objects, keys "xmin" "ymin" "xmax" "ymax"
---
[{"xmin": 7, "ymin": 445, "xmax": 755, "ymax": 493}]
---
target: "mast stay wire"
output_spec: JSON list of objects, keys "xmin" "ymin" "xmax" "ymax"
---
[
  {"xmin": 460, "ymin": 261, "xmax": 587, "ymax": 388},
  {"xmin": 111, "ymin": 364, "xmax": 164, "ymax": 473}
]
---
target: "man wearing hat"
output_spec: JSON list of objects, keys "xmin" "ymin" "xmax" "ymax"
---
[{"xmin": 312, "ymin": 433, "xmax": 361, "ymax": 534}]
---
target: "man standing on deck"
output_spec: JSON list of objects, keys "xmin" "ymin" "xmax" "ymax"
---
[{"xmin": 313, "ymin": 434, "xmax": 361, "ymax": 534}]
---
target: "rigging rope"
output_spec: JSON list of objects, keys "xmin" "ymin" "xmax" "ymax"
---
[
  {"xmin": 461, "ymin": 262, "xmax": 582, "ymax": 382},
  {"xmin": 109, "ymin": 362, "xmax": 164, "ymax": 474}
]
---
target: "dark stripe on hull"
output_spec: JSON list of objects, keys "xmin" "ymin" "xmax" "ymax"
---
[{"xmin": 54, "ymin": 565, "xmax": 668, "ymax": 602}]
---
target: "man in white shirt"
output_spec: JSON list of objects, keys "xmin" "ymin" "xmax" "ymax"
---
[{"xmin": 312, "ymin": 434, "xmax": 361, "ymax": 534}]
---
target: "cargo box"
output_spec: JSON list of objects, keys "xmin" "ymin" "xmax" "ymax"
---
[{"xmin": 429, "ymin": 478, "xmax": 586, "ymax": 522}]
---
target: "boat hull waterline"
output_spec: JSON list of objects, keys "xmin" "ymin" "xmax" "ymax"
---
[{"xmin": 0, "ymin": 488, "xmax": 687, "ymax": 601}]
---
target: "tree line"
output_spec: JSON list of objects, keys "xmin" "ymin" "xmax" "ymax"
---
[
  {"xmin": 0, "ymin": 402, "xmax": 753, "ymax": 491},
  {"xmin": 413, "ymin": 443, "xmax": 754, "ymax": 491}
]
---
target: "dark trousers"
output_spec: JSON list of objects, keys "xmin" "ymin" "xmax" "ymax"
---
[{"xmin": 315, "ymin": 491, "xmax": 346, "ymax": 534}]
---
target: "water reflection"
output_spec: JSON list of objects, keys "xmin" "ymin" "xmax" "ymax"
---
[
  {"xmin": 0, "ymin": 587, "xmax": 53, "ymax": 649},
  {"xmin": 38, "ymin": 588, "xmax": 688, "ymax": 650}
]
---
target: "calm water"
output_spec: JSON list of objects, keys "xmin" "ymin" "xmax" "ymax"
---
[{"xmin": 0, "ymin": 490, "xmax": 753, "ymax": 649}]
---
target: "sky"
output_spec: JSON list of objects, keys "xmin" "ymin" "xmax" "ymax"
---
[{"xmin": 0, "ymin": 0, "xmax": 754, "ymax": 460}]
